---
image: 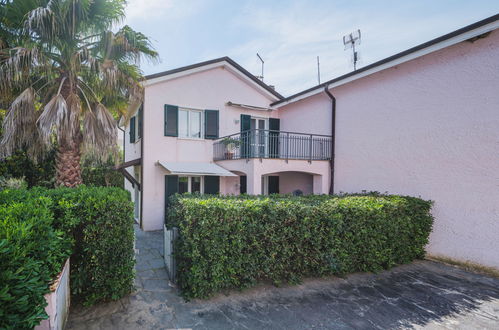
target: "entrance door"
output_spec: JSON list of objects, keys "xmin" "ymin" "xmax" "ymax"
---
[{"xmin": 250, "ymin": 118, "xmax": 267, "ymax": 157}]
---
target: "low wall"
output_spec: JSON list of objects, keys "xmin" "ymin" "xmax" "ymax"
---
[{"xmin": 35, "ymin": 258, "xmax": 70, "ymax": 330}]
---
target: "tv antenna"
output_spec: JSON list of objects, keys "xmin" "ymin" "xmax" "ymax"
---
[
  {"xmin": 317, "ymin": 56, "xmax": 321, "ymax": 84},
  {"xmin": 343, "ymin": 29, "xmax": 361, "ymax": 70},
  {"xmin": 256, "ymin": 53, "xmax": 264, "ymax": 81}
]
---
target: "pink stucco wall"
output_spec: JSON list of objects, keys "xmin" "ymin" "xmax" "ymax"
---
[
  {"xmin": 279, "ymin": 171, "xmax": 314, "ymax": 195},
  {"xmin": 278, "ymin": 30, "xmax": 499, "ymax": 269},
  {"xmin": 140, "ymin": 66, "xmax": 280, "ymax": 230}
]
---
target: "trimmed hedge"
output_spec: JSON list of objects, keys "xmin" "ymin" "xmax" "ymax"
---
[
  {"xmin": 0, "ymin": 196, "xmax": 71, "ymax": 329},
  {"xmin": 41, "ymin": 187, "xmax": 136, "ymax": 305},
  {"xmin": 0, "ymin": 186, "xmax": 135, "ymax": 328},
  {"xmin": 167, "ymin": 193, "xmax": 433, "ymax": 299}
]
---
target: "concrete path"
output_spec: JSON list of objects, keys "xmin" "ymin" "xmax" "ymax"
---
[{"xmin": 66, "ymin": 226, "xmax": 499, "ymax": 329}]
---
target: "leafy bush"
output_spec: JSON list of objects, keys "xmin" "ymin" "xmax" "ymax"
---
[
  {"xmin": 0, "ymin": 196, "xmax": 72, "ymax": 329},
  {"xmin": 167, "ymin": 193, "xmax": 433, "ymax": 299},
  {"xmin": 0, "ymin": 186, "xmax": 135, "ymax": 315},
  {"xmin": 82, "ymin": 166, "xmax": 124, "ymax": 188},
  {"xmin": 43, "ymin": 187, "xmax": 135, "ymax": 305},
  {"xmin": 0, "ymin": 176, "xmax": 28, "ymax": 190}
]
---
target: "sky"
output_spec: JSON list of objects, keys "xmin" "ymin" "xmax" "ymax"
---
[{"xmin": 124, "ymin": 0, "xmax": 499, "ymax": 96}]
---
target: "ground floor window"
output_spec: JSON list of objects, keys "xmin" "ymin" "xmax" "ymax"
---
[{"xmin": 179, "ymin": 176, "xmax": 203, "ymax": 194}]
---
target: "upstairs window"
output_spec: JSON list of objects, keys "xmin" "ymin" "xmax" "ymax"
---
[{"xmin": 179, "ymin": 108, "xmax": 202, "ymax": 139}]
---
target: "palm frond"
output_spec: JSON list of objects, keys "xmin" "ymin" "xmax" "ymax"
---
[
  {"xmin": 0, "ymin": 87, "xmax": 44, "ymax": 159},
  {"xmin": 37, "ymin": 93, "xmax": 69, "ymax": 146}
]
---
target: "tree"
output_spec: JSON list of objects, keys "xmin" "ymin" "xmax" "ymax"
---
[{"xmin": 0, "ymin": 0, "xmax": 157, "ymax": 186}]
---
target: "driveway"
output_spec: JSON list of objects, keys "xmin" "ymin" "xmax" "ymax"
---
[{"xmin": 66, "ymin": 227, "xmax": 499, "ymax": 329}]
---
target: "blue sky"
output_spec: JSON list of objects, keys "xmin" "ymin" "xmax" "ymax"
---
[{"xmin": 124, "ymin": 0, "xmax": 499, "ymax": 96}]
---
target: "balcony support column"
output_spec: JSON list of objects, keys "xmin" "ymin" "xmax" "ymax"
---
[
  {"xmin": 313, "ymin": 174, "xmax": 329, "ymax": 195},
  {"xmin": 246, "ymin": 171, "xmax": 262, "ymax": 195}
]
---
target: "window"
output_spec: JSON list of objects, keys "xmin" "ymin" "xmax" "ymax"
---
[
  {"xmin": 179, "ymin": 108, "xmax": 203, "ymax": 138},
  {"xmin": 179, "ymin": 176, "xmax": 203, "ymax": 193}
]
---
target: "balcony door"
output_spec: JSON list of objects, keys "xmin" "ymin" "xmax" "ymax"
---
[{"xmin": 250, "ymin": 117, "xmax": 267, "ymax": 157}]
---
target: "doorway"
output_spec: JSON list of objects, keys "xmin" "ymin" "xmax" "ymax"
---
[{"xmin": 250, "ymin": 117, "xmax": 267, "ymax": 157}]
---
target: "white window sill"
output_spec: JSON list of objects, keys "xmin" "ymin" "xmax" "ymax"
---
[{"xmin": 177, "ymin": 137, "xmax": 205, "ymax": 141}]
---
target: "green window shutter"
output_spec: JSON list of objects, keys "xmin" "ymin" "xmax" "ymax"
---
[
  {"xmin": 240, "ymin": 114, "xmax": 251, "ymax": 132},
  {"xmin": 138, "ymin": 105, "xmax": 143, "ymax": 139},
  {"xmin": 164, "ymin": 104, "xmax": 178, "ymax": 137},
  {"xmin": 240, "ymin": 114, "xmax": 251, "ymax": 158},
  {"xmin": 165, "ymin": 175, "xmax": 179, "ymax": 211},
  {"xmin": 269, "ymin": 118, "xmax": 280, "ymax": 158},
  {"xmin": 204, "ymin": 176, "xmax": 220, "ymax": 194},
  {"xmin": 204, "ymin": 110, "xmax": 219, "ymax": 139},
  {"xmin": 129, "ymin": 117, "xmax": 136, "ymax": 143},
  {"xmin": 268, "ymin": 176, "xmax": 279, "ymax": 194}
]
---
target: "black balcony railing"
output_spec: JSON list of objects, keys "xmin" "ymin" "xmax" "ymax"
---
[{"xmin": 213, "ymin": 129, "xmax": 332, "ymax": 161}]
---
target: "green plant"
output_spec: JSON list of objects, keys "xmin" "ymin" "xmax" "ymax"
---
[
  {"xmin": 167, "ymin": 193, "xmax": 434, "ymax": 299},
  {"xmin": 221, "ymin": 137, "xmax": 241, "ymax": 151},
  {"xmin": 0, "ymin": 186, "xmax": 135, "ymax": 310},
  {"xmin": 0, "ymin": 176, "xmax": 27, "ymax": 190},
  {"xmin": 46, "ymin": 187, "xmax": 135, "ymax": 305},
  {"xmin": 0, "ymin": 196, "xmax": 72, "ymax": 329}
]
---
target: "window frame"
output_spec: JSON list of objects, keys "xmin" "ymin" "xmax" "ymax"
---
[
  {"xmin": 130, "ymin": 114, "xmax": 141, "ymax": 144},
  {"xmin": 178, "ymin": 107, "xmax": 204, "ymax": 140},
  {"xmin": 179, "ymin": 175, "xmax": 205, "ymax": 193}
]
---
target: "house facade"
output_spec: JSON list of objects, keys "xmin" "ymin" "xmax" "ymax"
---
[
  {"xmin": 122, "ymin": 58, "xmax": 332, "ymax": 231},
  {"xmin": 123, "ymin": 14, "xmax": 499, "ymax": 270}
]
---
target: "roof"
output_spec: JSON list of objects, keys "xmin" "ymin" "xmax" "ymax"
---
[
  {"xmin": 157, "ymin": 161, "xmax": 237, "ymax": 177},
  {"xmin": 144, "ymin": 57, "xmax": 283, "ymax": 100},
  {"xmin": 272, "ymin": 13, "xmax": 499, "ymax": 107}
]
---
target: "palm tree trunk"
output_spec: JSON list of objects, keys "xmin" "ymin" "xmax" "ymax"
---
[
  {"xmin": 55, "ymin": 78, "xmax": 83, "ymax": 187},
  {"xmin": 55, "ymin": 137, "xmax": 83, "ymax": 187}
]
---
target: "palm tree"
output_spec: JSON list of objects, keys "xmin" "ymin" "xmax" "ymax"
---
[{"xmin": 0, "ymin": 0, "xmax": 157, "ymax": 187}]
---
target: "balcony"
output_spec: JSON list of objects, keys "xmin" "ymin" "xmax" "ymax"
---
[{"xmin": 213, "ymin": 129, "xmax": 332, "ymax": 161}]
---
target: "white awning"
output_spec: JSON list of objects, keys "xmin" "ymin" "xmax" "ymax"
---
[{"xmin": 157, "ymin": 161, "xmax": 237, "ymax": 177}]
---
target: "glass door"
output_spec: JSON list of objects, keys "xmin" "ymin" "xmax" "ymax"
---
[{"xmin": 250, "ymin": 118, "xmax": 267, "ymax": 157}]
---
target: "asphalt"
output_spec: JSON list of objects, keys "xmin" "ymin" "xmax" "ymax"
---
[{"xmin": 66, "ymin": 226, "xmax": 499, "ymax": 329}]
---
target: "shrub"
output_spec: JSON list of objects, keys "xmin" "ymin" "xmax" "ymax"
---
[
  {"xmin": 44, "ymin": 186, "xmax": 135, "ymax": 305},
  {"xmin": 0, "ymin": 196, "xmax": 72, "ymax": 329},
  {"xmin": 167, "ymin": 193, "xmax": 433, "ymax": 299},
  {"xmin": 0, "ymin": 186, "xmax": 135, "ymax": 309},
  {"xmin": 81, "ymin": 166, "xmax": 124, "ymax": 188},
  {"xmin": 0, "ymin": 176, "xmax": 28, "ymax": 190}
]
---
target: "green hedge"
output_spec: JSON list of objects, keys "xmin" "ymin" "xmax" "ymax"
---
[
  {"xmin": 0, "ymin": 186, "xmax": 135, "ymax": 328},
  {"xmin": 0, "ymin": 196, "xmax": 72, "ymax": 329},
  {"xmin": 167, "ymin": 194, "xmax": 433, "ymax": 299}
]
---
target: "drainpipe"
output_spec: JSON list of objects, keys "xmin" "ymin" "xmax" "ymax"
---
[{"xmin": 323, "ymin": 86, "xmax": 336, "ymax": 195}]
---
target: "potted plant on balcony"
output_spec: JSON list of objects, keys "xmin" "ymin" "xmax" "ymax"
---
[{"xmin": 221, "ymin": 137, "xmax": 240, "ymax": 159}]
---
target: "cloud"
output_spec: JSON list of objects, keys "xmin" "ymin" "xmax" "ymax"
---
[{"xmin": 210, "ymin": 0, "xmax": 498, "ymax": 96}]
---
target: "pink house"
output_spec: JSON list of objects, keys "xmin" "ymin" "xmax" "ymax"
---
[{"xmin": 122, "ymin": 14, "xmax": 499, "ymax": 270}]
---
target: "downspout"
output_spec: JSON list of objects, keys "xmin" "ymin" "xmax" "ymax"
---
[{"xmin": 323, "ymin": 86, "xmax": 336, "ymax": 195}]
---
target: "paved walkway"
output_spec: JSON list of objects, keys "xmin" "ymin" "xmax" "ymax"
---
[{"xmin": 67, "ymin": 226, "xmax": 499, "ymax": 329}]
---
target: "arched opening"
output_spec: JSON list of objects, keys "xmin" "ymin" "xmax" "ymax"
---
[{"xmin": 261, "ymin": 171, "xmax": 325, "ymax": 195}]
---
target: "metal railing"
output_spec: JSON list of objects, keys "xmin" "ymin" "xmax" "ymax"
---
[{"xmin": 213, "ymin": 129, "xmax": 332, "ymax": 161}]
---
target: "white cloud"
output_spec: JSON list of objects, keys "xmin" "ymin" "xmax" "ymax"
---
[{"xmin": 211, "ymin": 1, "xmax": 497, "ymax": 96}]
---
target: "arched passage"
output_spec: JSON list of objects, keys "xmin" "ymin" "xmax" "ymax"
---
[{"xmin": 262, "ymin": 170, "xmax": 328, "ymax": 195}]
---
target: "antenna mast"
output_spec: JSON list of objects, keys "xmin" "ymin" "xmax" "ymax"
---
[
  {"xmin": 256, "ymin": 53, "xmax": 264, "ymax": 81},
  {"xmin": 342, "ymin": 29, "xmax": 361, "ymax": 71},
  {"xmin": 317, "ymin": 56, "xmax": 321, "ymax": 84}
]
